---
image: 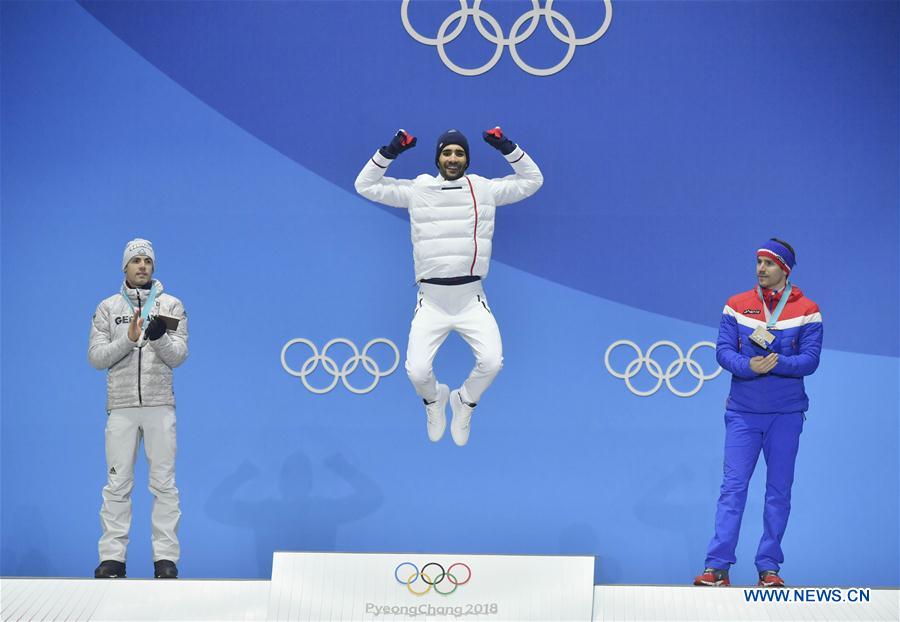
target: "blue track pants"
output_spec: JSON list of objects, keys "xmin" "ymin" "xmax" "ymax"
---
[{"xmin": 705, "ymin": 411, "xmax": 804, "ymax": 573}]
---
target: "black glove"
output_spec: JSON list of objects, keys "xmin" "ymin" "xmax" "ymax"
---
[
  {"xmin": 145, "ymin": 316, "xmax": 167, "ymax": 341},
  {"xmin": 483, "ymin": 127, "xmax": 516, "ymax": 155},
  {"xmin": 378, "ymin": 129, "xmax": 417, "ymax": 159}
]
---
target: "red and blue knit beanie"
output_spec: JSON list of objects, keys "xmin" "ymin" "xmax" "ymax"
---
[{"xmin": 757, "ymin": 239, "xmax": 796, "ymax": 275}]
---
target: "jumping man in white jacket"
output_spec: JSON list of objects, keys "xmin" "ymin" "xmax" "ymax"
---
[
  {"xmin": 88, "ymin": 239, "xmax": 188, "ymax": 579},
  {"xmin": 355, "ymin": 128, "xmax": 542, "ymax": 446}
]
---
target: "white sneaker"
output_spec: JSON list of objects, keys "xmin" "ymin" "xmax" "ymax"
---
[
  {"xmin": 449, "ymin": 389, "xmax": 475, "ymax": 446},
  {"xmin": 425, "ymin": 384, "xmax": 450, "ymax": 442}
]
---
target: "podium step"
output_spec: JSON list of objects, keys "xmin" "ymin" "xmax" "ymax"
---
[
  {"xmin": 1, "ymin": 578, "xmax": 269, "ymax": 621},
  {"xmin": 2, "ymin": 575, "xmax": 896, "ymax": 621}
]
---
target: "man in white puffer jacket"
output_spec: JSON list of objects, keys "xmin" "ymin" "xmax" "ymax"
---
[
  {"xmin": 88, "ymin": 239, "xmax": 188, "ymax": 579},
  {"xmin": 355, "ymin": 128, "xmax": 542, "ymax": 446}
]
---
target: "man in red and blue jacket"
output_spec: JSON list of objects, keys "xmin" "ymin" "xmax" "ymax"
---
[{"xmin": 694, "ymin": 239, "xmax": 822, "ymax": 588}]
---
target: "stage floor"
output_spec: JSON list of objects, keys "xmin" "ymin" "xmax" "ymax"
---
[{"xmin": 2, "ymin": 578, "xmax": 897, "ymax": 621}]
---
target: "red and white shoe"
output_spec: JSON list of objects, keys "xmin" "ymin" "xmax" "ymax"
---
[
  {"xmin": 693, "ymin": 568, "xmax": 730, "ymax": 586},
  {"xmin": 758, "ymin": 571, "xmax": 786, "ymax": 587}
]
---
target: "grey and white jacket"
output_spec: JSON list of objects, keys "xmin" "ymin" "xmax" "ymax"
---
[
  {"xmin": 88, "ymin": 279, "xmax": 189, "ymax": 411},
  {"xmin": 354, "ymin": 145, "xmax": 543, "ymax": 281}
]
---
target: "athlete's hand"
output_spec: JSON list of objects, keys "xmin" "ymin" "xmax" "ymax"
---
[
  {"xmin": 483, "ymin": 127, "xmax": 516, "ymax": 155},
  {"xmin": 145, "ymin": 316, "xmax": 167, "ymax": 341},
  {"xmin": 379, "ymin": 129, "xmax": 417, "ymax": 159},
  {"xmin": 749, "ymin": 353, "xmax": 778, "ymax": 374},
  {"xmin": 127, "ymin": 309, "xmax": 143, "ymax": 343}
]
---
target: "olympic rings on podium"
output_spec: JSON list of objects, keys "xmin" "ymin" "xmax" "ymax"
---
[{"xmin": 394, "ymin": 561, "xmax": 472, "ymax": 596}]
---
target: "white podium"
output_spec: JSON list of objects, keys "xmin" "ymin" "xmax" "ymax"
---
[
  {"xmin": 267, "ymin": 551, "xmax": 595, "ymax": 621},
  {"xmin": 2, "ymin": 553, "xmax": 897, "ymax": 621}
]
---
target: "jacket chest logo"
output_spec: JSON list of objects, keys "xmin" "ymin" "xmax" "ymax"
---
[{"xmin": 743, "ymin": 309, "xmax": 761, "ymax": 315}]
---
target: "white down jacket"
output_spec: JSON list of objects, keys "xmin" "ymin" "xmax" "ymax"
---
[
  {"xmin": 354, "ymin": 146, "xmax": 543, "ymax": 281},
  {"xmin": 88, "ymin": 279, "xmax": 189, "ymax": 411}
]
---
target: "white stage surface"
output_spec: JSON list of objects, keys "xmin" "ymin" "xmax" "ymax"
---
[
  {"xmin": 4, "ymin": 579, "xmax": 897, "ymax": 621},
  {"xmin": 2, "ymin": 551, "xmax": 897, "ymax": 622}
]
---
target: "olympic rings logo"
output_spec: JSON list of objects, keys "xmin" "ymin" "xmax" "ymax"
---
[
  {"xmin": 401, "ymin": 0, "xmax": 613, "ymax": 77},
  {"xmin": 280, "ymin": 338, "xmax": 400, "ymax": 394},
  {"xmin": 604, "ymin": 340, "xmax": 723, "ymax": 398},
  {"xmin": 394, "ymin": 562, "xmax": 472, "ymax": 596}
]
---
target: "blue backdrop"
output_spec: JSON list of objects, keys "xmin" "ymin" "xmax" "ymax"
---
[{"xmin": 2, "ymin": 0, "xmax": 897, "ymax": 586}]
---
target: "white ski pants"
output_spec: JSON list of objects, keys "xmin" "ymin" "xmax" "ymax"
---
[
  {"xmin": 405, "ymin": 281, "xmax": 503, "ymax": 404},
  {"xmin": 98, "ymin": 405, "xmax": 181, "ymax": 562}
]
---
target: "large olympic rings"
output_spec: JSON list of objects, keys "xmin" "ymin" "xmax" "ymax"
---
[
  {"xmin": 604, "ymin": 340, "xmax": 722, "ymax": 398},
  {"xmin": 401, "ymin": 0, "xmax": 613, "ymax": 77},
  {"xmin": 280, "ymin": 338, "xmax": 400, "ymax": 394},
  {"xmin": 394, "ymin": 562, "xmax": 472, "ymax": 596}
]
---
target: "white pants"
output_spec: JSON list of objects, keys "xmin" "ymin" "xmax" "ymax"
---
[
  {"xmin": 405, "ymin": 281, "xmax": 503, "ymax": 404},
  {"xmin": 99, "ymin": 405, "xmax": 181, "ymax": 562}
]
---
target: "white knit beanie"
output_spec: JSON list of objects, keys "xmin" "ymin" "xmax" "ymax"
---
[{"xmin": 122, "ymin": 238, "xmax": 155, "ymax": 271}]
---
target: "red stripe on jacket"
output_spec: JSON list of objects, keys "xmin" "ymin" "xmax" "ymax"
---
[{"xmin": 465, "ymin": 176, "xmax": 478, "ymax": 276}]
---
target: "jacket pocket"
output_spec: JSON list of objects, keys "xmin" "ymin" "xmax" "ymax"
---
[
  {"xmin": 780, "ymin": 337, "xmax": 798, "ymax": 354},
  {"xmin": 476, "ymin": 294, "xmax": 492, "ymax": 314}
]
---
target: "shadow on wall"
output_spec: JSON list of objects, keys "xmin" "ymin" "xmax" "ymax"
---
[
  {"xmin": 205, "ymin": 451, "xmax": 383, "ymax": 577},
  {"xmin": 634, "ymin": 463, "xmax": 707, "ymax": 580},
  {"xmin": 1, "ymin": 505, "xmax": 53, "ymax": 576},
  {"xmin": 558, "ymin": 522, "xmax": 618, "ymax": 584}
]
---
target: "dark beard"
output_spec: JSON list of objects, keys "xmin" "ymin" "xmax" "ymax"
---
[{"xmin": 440, "ymin": 166, "xmax": 464, "ymax": 181}]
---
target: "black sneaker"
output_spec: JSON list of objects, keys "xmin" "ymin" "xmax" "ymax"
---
[
  {"xmin": 94, "ymin": 560, "xmax": 126, "ymax": 578},
  {"xmin": 154, "ymin": 559, "xmax": 178, "ymax": 579}
]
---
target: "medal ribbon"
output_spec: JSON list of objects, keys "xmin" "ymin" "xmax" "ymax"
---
[
  {"xmin": 120, "ymin": 281, "xmax": 159, "ymax": 323},
  {"xmin": 757, "ymin": 281, "xmax": 792, "ymax": 329}
]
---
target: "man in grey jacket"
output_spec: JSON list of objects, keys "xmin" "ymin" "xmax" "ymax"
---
[{"xmin": 88, "ymin": 238, "xmax": 188, "ymax": 579}]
